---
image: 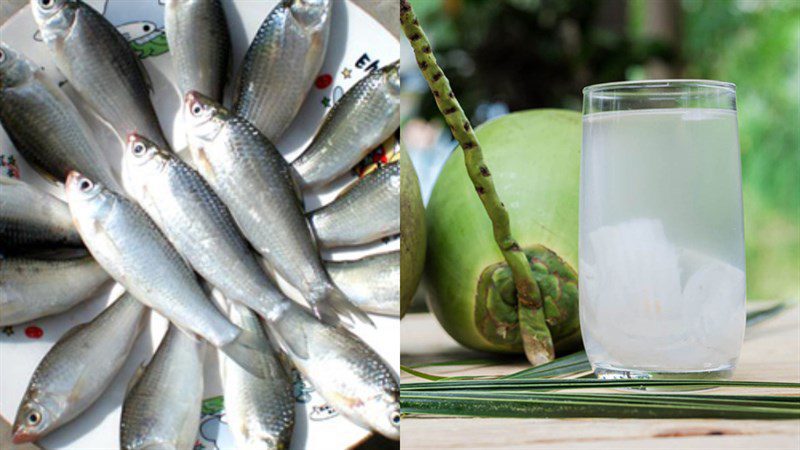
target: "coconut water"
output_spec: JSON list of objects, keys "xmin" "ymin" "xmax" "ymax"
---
[{"xmin": 580, "ymin": 108, "xmax": 746, "ymax": 375}]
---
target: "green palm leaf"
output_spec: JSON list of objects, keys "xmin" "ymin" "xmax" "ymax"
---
[
  {"xmin": 401, "ymin": 391, "xmax": 800, "ymax": 419},
  {"xmin": 400, "ymin": 304, "xmax": 796, "ymax": 419}
]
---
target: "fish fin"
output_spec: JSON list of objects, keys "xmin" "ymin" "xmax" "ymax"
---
[
  {"xmin": 312, "ymin": 283, "xmax": 374, "ymax": 328},
  {"xmin": 270, "ymin": 324, "xmax": 308, "ymax": 359},
  {"xmin": 263, "ymin": 317, "xmax": 310, "ymax": 360},
  {"xmin": 282, "ymin": 165, "xmax": 304, "ymax": 204},
  {"xmin": 275, "ymin": 349, "xmax": 297, "ymax": 378},
  {"xmin": 332, "ymin": 176, "xmax": 362, "ymax": 201},
  {"xmin": 235, "ymin": 327, "xmax": 270, "ymax": 351},
  {"xmin": 125, "ymin": 363, "xmax": 147, "ymax": 394},
  {"xmin": 193, "ymin": 146, "xmax": 216, "ymax": 182},
  {"xmin": 69, "ymin": 366, "xmax": 96, "ymax": 404},
  {"xmin": 220, "ymin": 330, "xmax": 268, "ymax": 379},
  {"xmin": 23, "ymin": 160, "xmax": 63, "ymax": 187},
  {"xmin": 133, "ymin": 49, "xmax": 154, "ymax": 93},
  {"xmin": 65, "ymin": 325, "xmax": 98, "ymax": 402},
  {"xmin": 90, "ymin": 220, "xmax": 127, "ymax": 277},
  {"xmin": 59, "ymin": 322, "xmax": 88, "ymax": 342},
  {"xmin": 255, "ymin": 255, "xmax": 281, "ymax": 280}
]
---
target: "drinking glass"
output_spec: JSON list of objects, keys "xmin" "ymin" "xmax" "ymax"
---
[{"xmin": 579, "ymin": 80, "xmax": 746, "ymax": 380}]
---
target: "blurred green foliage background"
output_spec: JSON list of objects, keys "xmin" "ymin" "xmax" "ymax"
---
[{"xmin": 408, "ymin": 0, "xmax": 799, "ymax": 301}]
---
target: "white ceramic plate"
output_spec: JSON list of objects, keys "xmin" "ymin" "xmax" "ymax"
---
[{"xmin": 0, "ymin": 1, "xmax": 399, "ymax": 449}]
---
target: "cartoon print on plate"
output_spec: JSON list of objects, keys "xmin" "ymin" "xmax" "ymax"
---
[
  {"xmin": 355, "ymin": 133, "xmax": 399, "ymax": 178},
  {"xmin": 314, "ymin": 53, "xmax": 381, "ymax": 110},
  {"xmin": 32, "ymin": 0, "xmax": 168, "ymax": 59},
  {"xmin": 1, "ymin": 153, "xmax": 20, "ymax": 178},
  {"xmin": 196, "ymin": 397, "xmax": 227, "ymax": 450},
  {"xmin": 309, "ymin": 404, "xmax": 339, "ymax": 421},
  {"xmin": 293, "ymin": 369, "xmax": 314, "ymax": 403},
  {"xmin": 99, "ymin": 0, "xmax": 169, "ymax": 59}
]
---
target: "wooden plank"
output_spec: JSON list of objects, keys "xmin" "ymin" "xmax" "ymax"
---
[
  {"xmin": 402, "ymin": 418, "xmax": 800, "ymax": 449},
  {"xmin": 400, "ymin": 304, "xmax": 800, "ymax": 448}
]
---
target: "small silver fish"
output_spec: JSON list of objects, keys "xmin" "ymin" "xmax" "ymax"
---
[
  {"xmin": 30, "ymin": 0, "xmax": 170, "ymax": 149},
  {"xmin": 12, "ymin": 293, "xmax": 148, "ymax": 444},
  {"xmin": 0, "ymin": 177, "xmax": 82, "ymax": 252},
  {"xmin": 233, "ymin": 0, "xmax": 331, "ymax": 142},
  {"xmin": 0, "ymin": 42, "xmax": 120, "ymax": 189},
  {"xmin": 165, "ymin": 0, "xmax": 230, "ymax": 102},
  {"xmin": 65, "ymin": 171, "xmax": 264, "ymax": 376},
  {"xmin": 292, "ymin": 62, "xmax": 400, "ymax": 189},
  {"xmin": 0, "ymin": 255, "xmax": 109, "ymax": 326},
  {"xmin": 267, "ymin": 301, "xmax": 399, "ymax": 440},
  {"xmin": 222, "ymin": 303, "xmax": 294, "ymax": 450},
  {"xmin": 310, "ymin": 162, "xmax": 399, "ymax": 248},
  {"xmin": 120, "ymin": 325, "xmax": 205, "ymax": 450},
  {"xmin": 326, "ymin": 251, "xmax": 400, "ymax": 316},
  {"xmin": 122, "ymin": 133, "xmax": 290, "ymax": 322},
  {"xmin": 183, "ymin": 91, "xmax": 368, "ymax": 326}
]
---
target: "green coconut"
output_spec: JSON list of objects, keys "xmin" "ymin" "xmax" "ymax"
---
[
  {"xmin": 425, "ymin": 109, "xmax": 582, "ymax": 354},
  {"xmin": 400, "ymin": 150, "xmax": 426, "ymax": 317}
]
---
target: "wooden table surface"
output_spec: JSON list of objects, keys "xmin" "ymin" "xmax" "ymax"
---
[{"xmin": 400, "ymin": 304, "xmax": 800, "ymax": 449}]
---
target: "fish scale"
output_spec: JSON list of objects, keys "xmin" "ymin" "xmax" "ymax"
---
[
  {"xmin": 0, "ymin": 177, "xmax": 82, "ymax": 252},
  {"xmin": 122, "ymin": 135, "xmax": 289, "ymax": 321},
  {"xmin": 291, "ymin": 62, "xmax": 400, "ymax": 189},
  {"xmin": 120, "ymin": 325, "xmax": 204, "ymax": 450},
  {"xmin": 0, "ymin": 256, "xmax": 109, "ymax": 326},
  {"xmin": 184, "ymin": 93, "xmax": 367, "ymax": 325},
  {"xmin": 165, "ymin": 0, "xmax": 230, "ymax": 102},
  {"xmin": 208, "ymin": 116, "xmax": 324, "ymax": 296},
  {"xmin": 310, "ymin": 162, "xmax": 400, "ymax": 248},
  {"xmin": 33, "ymin": 0, "xmax": 169, "ymax": 149},
  {"xmin": 233, "ymin": 0, "xmax": 331, "ymax": 142},
  {"xmin": 64, "ymin": 176, "xmax": 264, "ymax": 375},
  {"xmin": 268, "ymin": 301, "xmax": 400, "ymax": 440},
  {"xmin": 0, "ymin": 43, "xmax": 120, "ymax": 188},
  {"xmin": 326, "ymin": 251, "xmax": 400, "ymax": 316},
  {"xmin": 12, "ymin": 294, "xmax": 148, "ymax": 443},
  {"xmin": 222, "ymin": 303, "xmax": 294, "ymax": 450}
]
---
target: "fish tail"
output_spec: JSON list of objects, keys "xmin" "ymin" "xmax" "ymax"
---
[
  {"xmin": 310, "ymin": 282, "xmax": 374, "ymax": 328},
  {"xmin": 220, "ymin": 328, "xmax": 269, "ymax": 379}
]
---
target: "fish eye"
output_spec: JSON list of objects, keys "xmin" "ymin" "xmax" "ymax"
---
[
  {"xmin": 39, "ymin": 0, "xmax": 55, "ymax": 9},
  {"xmin": 79, "ymin": 178, "xmax": 93, "ymax": 192},
  {"xmin": 132, "ymin": 142, "xmax": 147, "ymax": 156},
  {"xmin": 143, "ymin": 25, "xmax": 151, "ymax": 32},
  {"xmin": 190, "ymin": 102, "xmax": 203, "ymax": 116},
  {"xmin": 27, "ymin": 411, "xmax": 41, "ymax": 425},
  {"xmin": 390, "ymin": 411, "xmax": 400, "ymax": 425}
]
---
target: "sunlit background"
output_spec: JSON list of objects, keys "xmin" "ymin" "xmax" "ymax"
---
[{"xmin": 402, "ymin": 0, "xmax": 799, "ymax": 302}]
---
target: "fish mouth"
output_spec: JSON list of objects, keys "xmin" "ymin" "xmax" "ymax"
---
[{"xmin": 11, "ymin": 428, "xmax": 38, "ymax": 444}]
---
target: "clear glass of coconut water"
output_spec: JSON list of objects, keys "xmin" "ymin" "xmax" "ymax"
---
[{"xmin": 579, "ymin": 80, "xmax": 746, "ymax": 381}]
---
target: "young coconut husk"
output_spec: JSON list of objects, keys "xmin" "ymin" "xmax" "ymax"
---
[
  {"xmin": 400, "ymin": 0, "xmax": 580, "ymax": 364},
  {"xmin": 400, "ymin": 151, "xmax": 426, "ymax": 317}
]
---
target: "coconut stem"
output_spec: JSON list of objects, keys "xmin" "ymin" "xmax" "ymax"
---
[{"xmin": 400, "ymin": 0, "xmax": 554, "ymax": 365}]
